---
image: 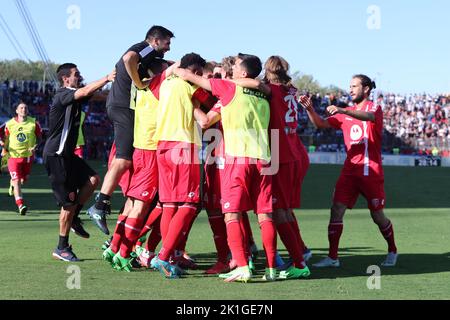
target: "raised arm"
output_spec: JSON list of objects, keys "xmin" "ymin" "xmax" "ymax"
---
[
  {"xmin": 122, "ymin": 51, "xmax": 148, "ymax": 89},
  {"xmin": 74, "ymin": 70, "xmax": 116, "ymax": 100},
  {"xmin": 164, "ymin": 61, "xmax": 181, "ymax": 78},
  {"xmin": 174, "ymin": 68, "xmax": 212, "ymax": 92},
  {"xmin": 232, "ymin": 78, "xmax": 271, "ymax": 96},
  {"xmin": 299, "ymin": 95, "xmax": 331, "ymax": 129},
  {"xmin": 327, "ymin": 105, "xmax": 375, "ymax": 122}
]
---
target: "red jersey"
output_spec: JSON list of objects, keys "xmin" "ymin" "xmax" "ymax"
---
[
  {"xmin": 0, "ymin": 123, "xmax": 5, "ymax": 141},
  {"xmin": 327, "ymin": 101, "xmax": 383, "ymax": 178},
  {"xmin": 268, "ymin": 84, "xmax": 307, "ymax": 163}
]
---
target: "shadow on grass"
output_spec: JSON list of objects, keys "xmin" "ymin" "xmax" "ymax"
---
[{"xmin": 184, "ymin": 249, "xmax": 450, "ymax": 281}]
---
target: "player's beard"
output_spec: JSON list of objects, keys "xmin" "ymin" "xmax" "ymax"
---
[{"xmin": 352, "ymin": 93, "xmax": 364, "ymax": 104}]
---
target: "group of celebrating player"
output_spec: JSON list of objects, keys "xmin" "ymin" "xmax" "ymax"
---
[{"xmin": 0, "ymin": 25, "xmax": 398, "ymax": 283}]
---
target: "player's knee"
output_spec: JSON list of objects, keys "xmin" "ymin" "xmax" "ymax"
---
[
  {"xmin": 224, "ymin": 212, "xmax": 240, "ymax": 223},
  {"xmin": 273, "ymin": 209, "xmax": 289, "ymax": 225},
  {"xmin": 257, "ymin": 212, "xmax": 273, "ymax": 223},
  {"xmin": 113, "ymin": 158, "xmax": 132, "ymax": 171},
  {"xmin": 331, "ymin": 203, "xmax": 346, "ymax": 220}
]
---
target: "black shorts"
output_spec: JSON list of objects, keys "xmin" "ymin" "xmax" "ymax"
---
[
  {"xmin": 44, "ymin": 155, "xmax": 97, "ymax": 208},
  {"xmin": 107, "ymin": 106, "xmax": 135, "ymax": 160}
]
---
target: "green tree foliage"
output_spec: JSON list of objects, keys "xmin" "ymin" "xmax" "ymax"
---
[
  {"xmin": 0, "ymin": 59, "xmax": 58, "ymax": 81},
  {"xmin": 292, "ymin": 71, "xmax": 345, "ymax": 95}
]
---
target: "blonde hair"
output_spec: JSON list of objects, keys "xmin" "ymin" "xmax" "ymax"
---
[{"xmin": 221, "ymin": 56, "xmax": 235, "ymax": 79}]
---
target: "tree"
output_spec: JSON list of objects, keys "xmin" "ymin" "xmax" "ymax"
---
[
  {"xmin": 0, "ymin": 59, "xmax": 58, "ymax": 82},
  {"xmin": 292, "ymin": 71, "xmax": 344, "ymax": 96}
]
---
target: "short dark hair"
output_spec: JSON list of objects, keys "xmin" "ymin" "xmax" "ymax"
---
[
  {"xmin": 237, "ymin": 53, "xmax": 262, "ymax": 79},
  {"xmin": 57, "ymin": 63, "xmax": 77, "ymax": 85},
  {"xmin": 353, "ymin": 74, "xmax": 376, "ymax": 92},
  {"xmin": 147, "ymin": 58, "xmax": 169, "ymax": 77},
  {"xmin": 180, "ymin": 53, "xmax": 206, "ymax": 69},
  {"xmin": 145, "ymin": 25, "xmax": 174, "ymax": 41}
]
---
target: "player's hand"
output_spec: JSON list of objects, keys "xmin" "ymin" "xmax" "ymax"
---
[
  {"xmin": 1, "ymin": 148, "xmax": 7, "ymax": 157},
  {"xmin": 134, "ymin": 79, "xmax": 150, "ymax": 89},
  {"xmin": 107, "ymin": 69, "xmax": 116, "ymax": 82},
  {"xmin": 326, "ymin": 105, "xmax": 343, "ymax": 115},
  {"xmin": 173, "ymin": 67, "xmax": 192, "ymax": 80},
  {"xmin": 298, "ymin": 95, "xmax": 313, "ymax": 111}
]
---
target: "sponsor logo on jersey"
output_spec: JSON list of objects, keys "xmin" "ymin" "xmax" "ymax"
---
[
  {"xmin": 350, "ymin": 124, "xmax": 363, "ymax": 141},
  {"xmin": 16, "ymin": 132, "xmax": 27, "ymax": 142}
]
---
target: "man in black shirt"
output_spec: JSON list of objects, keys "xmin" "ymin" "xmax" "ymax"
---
[
  {"xmin": 45, "ymin": 63, "xmax": 115, "ymax": 262},
  {"xmin": 87, "ymin": 25, "xmax": 174, "ymax": 235}
]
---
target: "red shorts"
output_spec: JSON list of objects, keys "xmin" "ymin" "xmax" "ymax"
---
[
  {"xmin": 8, "ymin": 157, "xmax": 33, "ymax": 181},
  {"xmin": 74, "ymin": 146, "xmax": 84, "ymax": 158},
  {"xmin": 333, "ymin": 174, "xmax": 385, "ymax": 211},
  {"xmin": 157, "ymin": 146, "xmax": 200, "ymax": 203},
  {"xmin": 273, "ymin": 156, "xmax": 309, "ymax": 210},
  {"xmin": 109, "ymin": 142, "xmax": 133, "ymax": 196},
  {"xmin": 126, "ymin": 149, "xmax": 158, "ymax": 202},
  {"xmin": 203, "ymin": 158, "xmax": 223, "ymax": 210},
  {"xmin": 220, "ymin": 157, "xmax": 272, "ymax": 214}
]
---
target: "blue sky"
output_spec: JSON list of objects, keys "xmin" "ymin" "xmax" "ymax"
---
[{"xmin": 1, "ymin": 0, "xmax": 449, "ymax": 94}]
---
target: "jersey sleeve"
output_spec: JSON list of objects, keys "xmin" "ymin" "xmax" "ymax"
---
[
  {"xmin": 129, "ymin": 43, "xmax": 152, "ymax": 61},
  {"xmin": 192, "ymin": 88, "xmax": 217, "ymax": 111},
  {"xmin": 4, "ymin": 125, "xmax": 9, "ymax": 138},
  {"xmin": 58, "ymin": 88, "xmax": 76, "ymax": 106},
  {"xmin": 373, "ymin": 104, "xmax": 383, "ymax": 128},
  {"xmin": 35, "ymin": 121, "xmax": 43, "ymax": 138},
  {"xmin": 326, "ymin": 114, "xmax": 343, "ymax": 129},
  {"xmin": 210, "ymin": 79, "xmax": 236, "ymax": 107},
  {"xmin": 149, "ymin": 72, "xmax": 166, "ymax": 99}
]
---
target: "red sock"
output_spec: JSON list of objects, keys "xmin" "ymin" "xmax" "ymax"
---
[
  {"xmin": 328, "ymin": 222, "xmax": 344, "ymax": 260},
  {"xmin": 276, "ymin": 222, "xmax": 304, "ymax": 268},
  {"xmin": 110, "ymin": 215, "xmax": 127, "ymax": 253},
  {"xmin": 208, "ymin": 215, "xmax": 229, "ymax": 263},
  {"xmin": 176, "ymin": 208, "xmax": 198, "ymax": 252},
  {"xmin": 158, "ymin": 204, "xmax": 198, "ymax": 261},
  {"xmin": 146, "ymin": 216, "xmax": 162, "ymax": 252},
  {"xmin": 119, "ymin": 217, "xmax": 145, "ymax": 258},
  {"xmin": 225, "ymin": 219, "xmax": 247, "ymax": 267},
  {"xmin": 15, "ymin": 198, "xmax": 24, "ymax": 207},
  {"xmin": 239, "ymin": 217, "xmax": 250, "ymax": 258},
  {"xmin": 242, "ymin": 212, "xmax": 256, "ymax": 248},
  {"xmin": 138, "ymin": 204, "xmax": 163, "ymax": 239},
  {"xmin": 289, "ymin": 215, "xmax": 306, "ymax": 251},
  {"xmin": 379, "ymin": 221, "xmax": 397, "ymax": 253},
  {"xmin": 259, "ymin": 218, "xmax": 277, "ymax": 268},
  {"xmin": 160, "ymin": 204, "xmax": 177, "ymax": 243}
]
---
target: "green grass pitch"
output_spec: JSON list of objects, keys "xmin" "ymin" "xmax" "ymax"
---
[{"xmin": 0, "ymin": 162, "xmax": 449, "ymax": 300}]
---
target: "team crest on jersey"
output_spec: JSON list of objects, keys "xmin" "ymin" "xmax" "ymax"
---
[
  {"xmin": 16, "ymin": 132, "xmax": 27, "ymax": 142},
  {"xmin": 350, "ymin": 125, "xmax": 363, "ymax": 141}
]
